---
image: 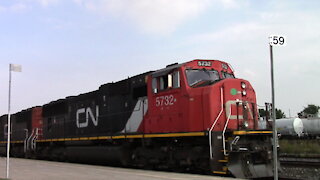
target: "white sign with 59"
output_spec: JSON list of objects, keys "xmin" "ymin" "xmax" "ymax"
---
[{"xmin": 269, "ymin": 35, "xmax": 286, "ymax": 46}]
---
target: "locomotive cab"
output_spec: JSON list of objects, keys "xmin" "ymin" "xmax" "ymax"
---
[
  {"xmin": 145, "ymin": 59, "xmax": 261, "ymax": 133},
  {"xmin": 145, "ymin": 59, "xmax": 274, "ymax": 178}
]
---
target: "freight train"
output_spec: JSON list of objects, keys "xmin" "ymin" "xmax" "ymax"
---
[
  {"xmin": 276, "ymin": 118, "xmax": 320, "ymax": 137},
  {"xmin": 0, "ymin": 59, "xmax": 274, "ymax": 178}
]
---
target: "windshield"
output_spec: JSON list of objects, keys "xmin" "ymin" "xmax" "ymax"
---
[
  {"xmin": 221, "ymin": 71, "xmax": 235, "ymax": 79},
  {"xmin": 186, "ymin": 69, "xmax": 220, "ymax": 87}
]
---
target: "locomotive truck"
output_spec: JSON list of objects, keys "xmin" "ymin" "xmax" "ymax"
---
[{"xmin": 0, "ymin": 59, "xmax": 274, "ymax": 178}]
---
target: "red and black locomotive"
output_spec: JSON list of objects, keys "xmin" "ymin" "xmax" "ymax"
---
[{"xmin": 0, "ymin": 59, "xmax": 274, "ymax": 178}]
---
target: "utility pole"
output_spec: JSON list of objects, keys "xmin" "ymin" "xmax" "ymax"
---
[{"xmin": 269, "ymin": 35, "xmax": 286, "ymax": 180}]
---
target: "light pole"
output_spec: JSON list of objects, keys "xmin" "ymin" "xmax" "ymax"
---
[
  {"xmin": 6, "ymin": 63, "xmax": 22, "ymax": 179},
  {"xmin": 269, "ymin": 35, "xmax": 286, "ymax": 180},
  {"xmin": 269, "ymin": 43, "xmax": 278, "ymax": 180}
]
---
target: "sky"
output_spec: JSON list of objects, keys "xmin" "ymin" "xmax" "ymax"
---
[{"xmin": 0, "ymin": 0, "xmax": 319, "ymax": 117}]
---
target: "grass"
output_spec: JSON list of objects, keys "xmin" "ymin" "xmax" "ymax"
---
[{"xmin": 279, "ymin": 139, "xmax": 320, "ymax": 157}]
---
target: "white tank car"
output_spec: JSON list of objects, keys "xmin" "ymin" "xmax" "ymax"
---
[
  {"xmin": 301, "ymin": 118, "xmax": 320, "ymax": 136},
  {"xmin": 276, "ymin": 118, "xmax": 304, "ymax": 136}
]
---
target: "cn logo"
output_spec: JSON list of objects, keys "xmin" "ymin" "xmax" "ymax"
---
[{"xmin": 76, "ymin": 106, "xmax": 99, "ymax": 128}]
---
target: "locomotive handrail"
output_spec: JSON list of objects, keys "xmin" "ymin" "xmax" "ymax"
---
[
  {"xmin": 222, "ymin": 105, "xmax": 232, "ymax": 156},
  {"xmin": 230, "ymin": 135, "xmax": 240, "ymax": 152},
  {"xmin": 209, "ymin": 87, "xmax": 224, "ymax": 159},
  {"xmin": 23, "ymin": 129, "xmax": 28, "ymax": 153},
  {"xmin": 31, "ymin": 128, "xmax": 39, "ymax": 150},
  {"xmin": 26, "ymin": 129, "xmax": 35, "ymax": 152}
]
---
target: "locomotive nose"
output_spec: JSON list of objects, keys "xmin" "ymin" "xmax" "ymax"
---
[
  {"xmin": 221, "ymin": 79, "xmax": 258, "ymax": 130},
  {"xmin": 223, "ymin": 79, "xmax": 255, "ymax": 102}
]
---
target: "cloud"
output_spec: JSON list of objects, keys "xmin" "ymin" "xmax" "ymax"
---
[
  {"xmin": 11, "ymin": 3, "xmax": 29, "ymax": 12},
  {"xmin": 241, "ymin": 69, "xmax": 257, "ymax": 79},
  {"xmin": 188, "ymin": 22, "xmax": 266, "ymax": 44},
  {"xmin": 0, "ymin": 6, "xmax": 5, "ymax": 12},
  {"xmin": 219, "ymin": 0, "xmax": 240, "ymax": 9},
  {"xmin": 0, "ymin": 3, "xmax": 29, "ymax": 13},
  {"xmin": 33, "ymin": 0, "xmax": 60, "ymax": 7},
  {"xmin": 0, "ymin": 0, "xmax": 59, "ymax": 13},
  {"xmin": 74, "ymin": 0, "xmax": 212, "ymax": 35},
  {"xmin": 43, "ymin": 17, "xmax": 72, "ymax": 29}
]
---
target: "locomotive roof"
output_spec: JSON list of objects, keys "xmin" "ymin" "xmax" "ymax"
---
[
  {"xmin": 99, "ymin": 71, "xmax": 153, "ymax": 89},
  {"xmin": 151, "ymin": 59, "xmax": 230, "ymax": 78},
  {"xmin": 151, "ymin": 63, "xmax": 183, "ymax": 78}
]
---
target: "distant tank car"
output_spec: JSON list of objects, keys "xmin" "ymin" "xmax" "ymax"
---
[
  {"xmin": 0, "ymin": 59, "xmax": 275, "ymax": 179},
  {"xmin": 276, "ymin": 118, "xmax": 304, "ymax": 137},
  {"xmin": 301, "ymin": 118, "xmax": 320, "ymax": 136}
]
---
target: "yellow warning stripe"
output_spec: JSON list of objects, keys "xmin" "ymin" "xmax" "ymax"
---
[
  {"xmin": 233, "ymin": 130, "xmax": 273, "ymax": 135},
  {"xmin": 98, "ymin": 136, "xmax": 111, "ymax": 140},
  {"xmin": 0, "ymin": 132, "xmax": 206, "ymax": 144},
  {"xmin": 213, "ymin": 171, "xmax": 227, "ymax": 175},
  {"xmin": 88, "ymin": 137, "xmax": 98, "ymax": 140},
  {"xmin": 112, "ymin": 135, "xmax": 126, "ymax": 139},
  {"xmin": 144, "ymin": 132, "xmax": 205, "ymax": 138},
  {"xmin": 126, "ymin": 134, "xmax": 143, "ymax": 138}
]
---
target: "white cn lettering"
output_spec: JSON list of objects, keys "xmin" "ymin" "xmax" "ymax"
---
[{"xmin": 76, "ymin": 106, "xmax": 99, "ymax": 128}]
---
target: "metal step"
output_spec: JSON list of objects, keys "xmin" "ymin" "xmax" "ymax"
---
[
  {"xmin": 213, "ymin": 166, "xmax": 228, "ymax": 175},
  {"xmin": 218, "ymin": 159, "xmax": 228, "ymax": 163},
  {"xmin": 218, "ymin": 156, "xmax": 228, "ymax": 162},
  {"xmin": 220, "ymin": 149, "xmax": 229, "ymax": 153},
  {"xmin": 213, "ymin": 170, "xmax": 227, "ymax": 175}
]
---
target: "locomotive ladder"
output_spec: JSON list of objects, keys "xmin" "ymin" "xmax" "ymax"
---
[
  {"xmin": 209, "ymin": 87, "xmax": 242, "ymax": 175},
  {"xmin": 208, "ymin": 87, "xmax": 234, "ymax": 157},
  {"xmin": 222, "ymin": 105, "xmax": 232, "ymax": 156},
  {"xmin": 208, "ymin": 87, "xmax": 229, "ymax": 174},
  {"xmin": 208, "ymin": 87, "xmax": 224, "ymax": 159},
  {"xmin": 211, "ymin": 104, "xmax": 233, "ymax": 175}
]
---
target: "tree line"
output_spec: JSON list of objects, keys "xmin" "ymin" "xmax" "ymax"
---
[{"xmin": 259, "ymin": 104, "xmax": 319, "ymax": 119}]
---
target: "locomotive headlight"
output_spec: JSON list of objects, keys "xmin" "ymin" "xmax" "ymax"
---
[
  {"xmin": 243, "ymin": 121, "xmax": 249, "ymax": 128},
  {"xmin": 242, "ymin": 90, "xmax": 247, "ymax": 96},
  {"xmin": 241, "ymin": 82, "xmax": 246, "ymax": 89}
]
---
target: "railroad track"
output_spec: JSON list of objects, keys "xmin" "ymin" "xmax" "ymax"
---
[
  {"xmin": 279, "ymin": 156, "xmax": 320, "ymax": 180},
  {"xmin": 280, "ymin": 157, "xmax": 320, "ymax": 166}
]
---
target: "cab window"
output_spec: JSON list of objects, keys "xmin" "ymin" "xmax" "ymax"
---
[
  {"xmin": 221, "ymin": 71, "xmax": 235, "ymax": 79},
  {"xmin": 186, "ymin": 69, "xmax": 220, "ymax": 87},
  {"xmin": 152, "ymin": 70, "xmax": 180, "ymax": 93},
  {"xmin": 172, "ymin": 71, "xmax": 180, "ymax": 88}
]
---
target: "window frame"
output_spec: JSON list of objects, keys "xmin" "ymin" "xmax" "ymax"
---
[
  {"xmin": 185, "ymin": 68, "xmax": 220, "ymax": 88},
  {"xmin": 152, "ymin": 69, "xmax": 181, "ymax": 94},
  {"xmin": 221, "ymin": 71, "xmax": 235, "ymax": 79}
]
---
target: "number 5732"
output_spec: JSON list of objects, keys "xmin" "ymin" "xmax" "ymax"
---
[{"xmin": 155, "ymin": 95, "xmax": 175, "ymax": 107}]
